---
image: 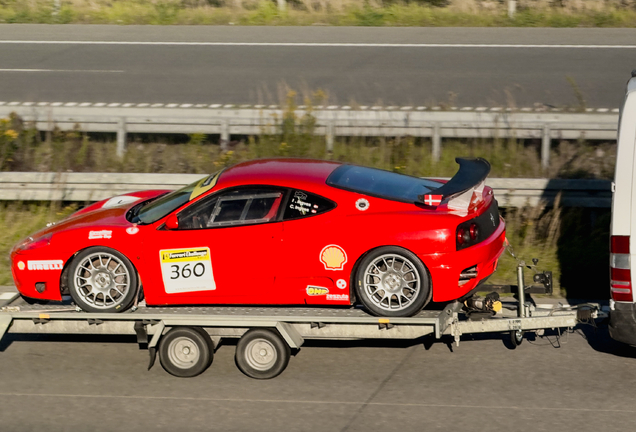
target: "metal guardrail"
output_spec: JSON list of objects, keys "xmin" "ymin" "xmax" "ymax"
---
[
  {"xmin": 0, "ymin": 172, "xmax": 612, "ymax": 208},
  {"xmin": 0, "ymin": 103, "xmax": 619, "ymax": 169}
]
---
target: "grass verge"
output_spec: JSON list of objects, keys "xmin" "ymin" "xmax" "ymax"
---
[{"xmin": 0, "ymin": 0, "xmax": 635, "ymax": 27}]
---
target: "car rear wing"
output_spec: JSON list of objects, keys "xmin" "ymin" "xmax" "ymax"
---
[{"xmin": 419, "ymin": 158, "xmax": 491, "ymax": 213}]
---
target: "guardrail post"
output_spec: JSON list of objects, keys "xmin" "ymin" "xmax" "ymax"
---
[
  {"xmin": 541, "ymin": 124, "xmax": 551, "ymax": 170},
  {"xmin": 116, "ymin": 118, "xmax": 127, "ymax": 157},
  {"xmin": 326, "ymin": 121, "xmax": 335, "ymax": 154},
  {"xmin": 508, "ymin": 0, "xmax": 516, "ymax": 18},
  {"xmin": 277, "ymin": 0, "xmax": 286, "ymax": 12},
  {"xmin": 220, "ymin": 120, "xmax": 229, "ymax": 151},
  {"xmin": 432, "ymin": 123, "xmax": 441, "ymax": 162}
]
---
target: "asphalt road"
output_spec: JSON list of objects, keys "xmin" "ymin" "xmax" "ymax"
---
[
  {"xmin": 0, "ymin": 25, "xmax": 635, "ymax": 108},
  {"xmin": 0, "ymin": 315, "xmax": 634, "ymax": 432}
]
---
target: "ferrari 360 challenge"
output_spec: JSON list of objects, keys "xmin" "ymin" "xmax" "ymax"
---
[{"xmin": 11, "ymin": 157, "xmax": 505, "ymax": 317}]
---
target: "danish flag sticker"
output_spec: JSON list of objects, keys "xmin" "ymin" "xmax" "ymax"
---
[{"xmin": 423, "ymin": 194, "xmax": 443, "ymax": 206}]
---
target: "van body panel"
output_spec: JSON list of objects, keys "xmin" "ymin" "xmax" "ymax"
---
[{"xmin": 610, "ymin": 74, "xmax": 636, "ymax": 345}]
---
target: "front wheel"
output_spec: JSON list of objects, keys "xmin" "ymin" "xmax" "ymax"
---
[
  {"xmin": 355, "ymin": 246, "xmax": 431, "ymax": 317},
  {"xmin": 67, "ymin": 247, "xmax": 138, "ymax": 313}
]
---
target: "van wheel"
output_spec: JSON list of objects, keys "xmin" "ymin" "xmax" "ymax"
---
[{"xmin": 235, "ymin": 329, "xmax": 291, "ymax": 379}]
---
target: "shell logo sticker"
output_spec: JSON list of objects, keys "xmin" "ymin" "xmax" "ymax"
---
[
  {"xmin": 306, "ymin": 286, "xmax": 329, "ymax": 296},
  {"xmin": 17, "ymin": 261, "xmax": 25, "ymax": 270},
  {"xmin": 126, "ymin": 226, "xmax": 139, "ymax": 235},
  {"xmin": 320, "ymin": 245, "xmax": 348, "ymax": 271}
]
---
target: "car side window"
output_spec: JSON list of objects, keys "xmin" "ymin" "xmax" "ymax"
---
[
  {"xmin": 283, "ymin": 189, "xmax": 336, "ymax": 220},
  {"xmin": 177, "ymin": 188, "xmax": 283, "ymax": 229}
]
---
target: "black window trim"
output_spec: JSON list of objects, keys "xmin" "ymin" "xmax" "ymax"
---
[
  {"xmin": 280, "ymin": 188, "xmax": 337, "ymax": 222},
  {"xmin": 158, "ymin": 185, "xmax": 287, "ymax": 231}
]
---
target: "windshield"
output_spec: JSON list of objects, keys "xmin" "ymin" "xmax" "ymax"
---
[
  {"xmin": 132, "ymin": 172, "xmax": 221, "ymax": 224},
  {"xmin": 326, "ymin": 165, "xmax": 443, "ymax": 203}
]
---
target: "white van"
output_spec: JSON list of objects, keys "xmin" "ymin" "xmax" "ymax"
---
[{"xmin": 609, "ymin": 70, "xmax": 636, "ymax": 346}]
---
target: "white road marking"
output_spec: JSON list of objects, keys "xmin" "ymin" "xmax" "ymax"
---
[
  {"xmin": 0, "ymin": 392, "xmax": 632, "ymax": 413},
  {"xmin": 0, "ymin": 68, "xmax": 123, "ymax": 72},
  {"xmin": 0, "ymin": 40, "xmax": 634, "ymax": 49},
  {"xmin": 0, "ymin": 292, "xmax": 17, "ymax": 300}
]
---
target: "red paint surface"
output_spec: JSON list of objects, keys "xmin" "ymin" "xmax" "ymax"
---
[{"xmin": 11, "ymin": 159, "xmax": 505, "ymax": 307}]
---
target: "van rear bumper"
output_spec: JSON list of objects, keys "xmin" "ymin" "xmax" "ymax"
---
[{"xmin": 609, "ymin": 301, "xmax": 636, "ymax": 346}]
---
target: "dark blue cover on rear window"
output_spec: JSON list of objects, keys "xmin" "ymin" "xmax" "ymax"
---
[{"xmin": 327, "ymin": 165, "xmax": 443, "ymax": 203}]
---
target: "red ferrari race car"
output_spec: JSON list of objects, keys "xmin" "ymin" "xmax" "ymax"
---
[{"xmin": 11, "ymin": 158, "xmax": 506, "ymax": 317}]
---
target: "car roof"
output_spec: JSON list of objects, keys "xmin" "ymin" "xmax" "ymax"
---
[{"xmin": 218, "ymin": 158, "xmax": 343, "ymax": 188}]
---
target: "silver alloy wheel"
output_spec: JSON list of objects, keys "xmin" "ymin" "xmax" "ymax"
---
[
  {"xmin": 73, "ymin": 252, "xmax": 132, "ymax": 310},
  {"xmin": 167, "ymin": 336, "xmax": 201, "ymax": 369},
  {"xmin": 244, "ymin": 339, "xmax": 277, "ymax": 371},
  {"xmin": 362, "ymin": 253, "xmax": 421, "ymax": 312}
]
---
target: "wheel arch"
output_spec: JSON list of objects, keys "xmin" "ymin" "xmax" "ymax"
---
[
  {"xmin": 59, "ymin": 245, "xmax": 143, "ymax": 299},
  {"xmin": 350, "ymin": 244, "xmax": 433, "ymax": 306}
]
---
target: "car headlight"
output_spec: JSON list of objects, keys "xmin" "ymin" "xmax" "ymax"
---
[{"xmin": 16, "ymin": 233, "xmax": 52, "ymax": 252}]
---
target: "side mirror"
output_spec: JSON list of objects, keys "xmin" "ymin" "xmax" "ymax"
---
[{"xmin": 165, "ymin": 214, "xmax": 179, "ymax": 230}]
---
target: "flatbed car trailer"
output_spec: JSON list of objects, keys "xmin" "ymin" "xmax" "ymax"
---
[{"xmin": 0, "ymin": 264, "xmax": 604, "ymax": 379}]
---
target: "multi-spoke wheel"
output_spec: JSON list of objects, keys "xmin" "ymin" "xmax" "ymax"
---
[
  {"xmin": 68, "ymin": 247, "xmax": 138, "ymax": 313},
  {"xmin": 235, "ymin": 329, "xmax": 291, "ymax": 380},
  {"xmin": 355, "ymin": 247, "xmax": 431, "ymax": 317}
]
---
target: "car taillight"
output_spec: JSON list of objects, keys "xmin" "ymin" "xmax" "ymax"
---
[
  {"xmin": 457, "ymin": 227, "xmax": 470, "ymax": 245},
  {"xmin": 469, "ymin": 223, "xmax": 479, "ymax": 240},
  {"xmin": 610, "ymin": 235, "xmax": 632, "ymax": 302}
]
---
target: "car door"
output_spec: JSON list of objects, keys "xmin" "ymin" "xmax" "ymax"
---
[
  {"xmin": 145, "ymin": 187, "xmax": 284, "ymax": 305},
  {"xmin": 275, "ymin": 189, "xmax": 342, "ymax": 303}
]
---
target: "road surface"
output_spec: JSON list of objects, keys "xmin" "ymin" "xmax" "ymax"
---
[{"xmin": 0, "ymin": 25, "xmax": 635, "ymax": 108}]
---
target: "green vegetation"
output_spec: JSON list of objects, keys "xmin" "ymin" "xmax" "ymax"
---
[{"xmin": 0, "ymin": 0, "xmax": 635, "ymax": 27}]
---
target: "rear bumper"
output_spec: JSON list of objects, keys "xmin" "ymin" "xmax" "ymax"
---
[
  {"xmin": 609, "ymin": 301, "xmax": 636, "ymax": 346},
  {"xmin": 420, "ymin": 217, "xmax": 506, "ymax": 302}
]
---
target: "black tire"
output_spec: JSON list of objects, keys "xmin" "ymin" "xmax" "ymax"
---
[
  {"xmin": 159, "ymin": 327, "xmax": 213, "ymax": 378},
  {"xmin": 510, "ymin": 330, "xmax": 524, "ymax": 348},
  {"xmin": 355, "ymin": 246, "xmax": 431, "ymax": 317},
  {"xmin": 67, "ymin": 247, "xmax": 138, "ymax": 313},
  {"xmin": 235, "ymin": 329, "xmax": 291, "ymax": 380}
]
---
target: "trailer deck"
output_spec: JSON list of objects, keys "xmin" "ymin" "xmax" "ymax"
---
[{"xmin": 0, "ymin": 264, "xmax": 604, "ymax": 379}]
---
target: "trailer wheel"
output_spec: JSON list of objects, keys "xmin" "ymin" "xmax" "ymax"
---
[
  {"xmin": 159, "ymin": 327, "xmax": 213, "ymax": 378},
  {"xmin": 510, "ymin": 330, "xmax": 524, "ymax": 347},
  {"xmin": 235, "ymin": 329, "xmax": 291, "ymax": 379}
]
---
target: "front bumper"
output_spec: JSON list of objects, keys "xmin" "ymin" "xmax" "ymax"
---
[
  {"xmin": 609, "ymin": 301, "xmax": 636, "ymax": 346},
  {"xmin": 11, "ymin": 250, "xmax": 65, "ymax": 301}
]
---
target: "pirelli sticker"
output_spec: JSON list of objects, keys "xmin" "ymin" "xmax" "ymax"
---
[{"xmin": 160, "ymin": 247, "xmax": 216, "ymax": 294}]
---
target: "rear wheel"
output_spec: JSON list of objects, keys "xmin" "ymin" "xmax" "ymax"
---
[
  {"xmin": 67, "ymin": 247, "xmax": 137, "ymax": 313},
  {"xmin": 235, "ymin": 329, "xmax": 291, "ymax": 380},
  {"xmin": 159, "ymin": 327, "xmax": 213, "ymax": 378},
  {"xmin": 355, "ymin": 246, "xmax": 431, "ymax": 317}
]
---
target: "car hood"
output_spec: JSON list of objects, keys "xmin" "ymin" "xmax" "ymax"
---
[{"xmin": 27, "ymin": 189, "xmax": 170, "ymax": 240}]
